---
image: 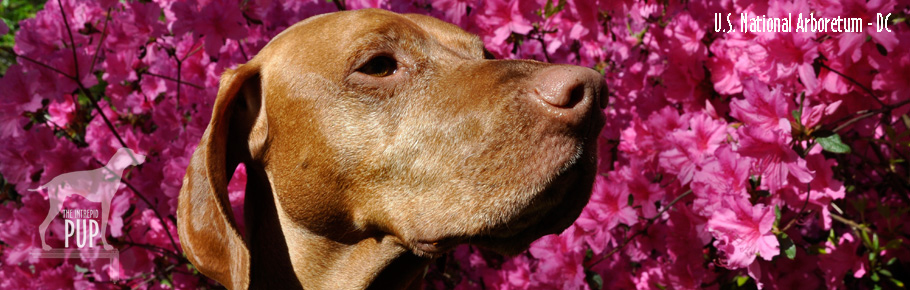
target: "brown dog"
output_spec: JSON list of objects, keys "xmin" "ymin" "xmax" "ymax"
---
[{"xmin": 177, "ymin": 8, "xmax": 605, "ymax": 289}]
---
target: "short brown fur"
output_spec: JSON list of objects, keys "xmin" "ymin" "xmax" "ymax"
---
[{"xmin": 178, "ymin": 9, "xmax": 606, "ymax": 289}]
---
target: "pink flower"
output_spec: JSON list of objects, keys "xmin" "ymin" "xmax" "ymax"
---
[
  {"xmin": 781, "ymin": 148, "xmax": 845, "ymax": 229},
  {"xmin": 691, "ymin": 145, "xmax": 752, "ymax": 215},
  {"xmin": 666, "ymin": 12, "xmax": 706, "ymax": 57},
  {"xmin": 665, "ymin": 207, "xmax": 712, "ymax": 289},
  {"xmin": 528, "ymin": 234, "xmax": 588, "ymax": 289},
  {"xmin": 818, "ymin": 233, "xmax": 867, "ymax": 289},
  {"xmin": 228, "ymin": 163, "xmax": 248, "ymax": 234},
  {"xmin": 430, "ymin": 0, "xmax": 476, "ymax": 27},
  {"xmin": 798, "ymin": 100, "xmax": 842, "ymax": 130},
  {"xmin": 472, "ymin": 0, "xmax": 540, "ymax": 57},
  {"xmin": 47, "ymin": 96, "xmax": 77, "ymax": 127},
  {"xmin": 708, "ymin": 198, "xmax": 780, "ymax": 269},
  {"xmin": 619, "ymin": 106, "xmax": 687, "ymax": 160},
  {"xmin": 0, "ymin": 65, "xmax": 43, "ymax": 113},
  {"xmin": 478, "ymin": 254, "xmax": 532, "ymax": 289},
  {"xmin": 171, "ymin": 0, "xmax": 248, "ymax": 56},
  {"xmin": 871, "ymin": 36, "xmax": 910, "ymax": 103},
  {"xmin": 660, "ymin": 112, "xmax": 728, "ymax": 184},
  {"xmin": 819, "ymin": 0, "xmax": 898, "ymax": 62},
  {"xmin": 576, "ymin": 175, "xmax": 637, "ymax": 253},
  {"xmin": 761, "ymin": 0, "xmax": 819, "ymax": 93},
  {"xmin": 730, "ymin": 79, "xmax": 794, "ymax": 132},
  {"xmin": 738, "ymin": 126, "xmax": 814, "ymax": 193}
]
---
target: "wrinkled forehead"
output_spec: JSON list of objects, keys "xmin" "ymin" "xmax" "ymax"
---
[{"xmin": 258, "ymin": 9, "xmax": 485, "ymax": 77}]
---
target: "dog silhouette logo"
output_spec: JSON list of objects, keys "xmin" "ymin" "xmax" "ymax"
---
[{"xmin": 30, "ymin": 147, "xmax": 146, "ymax": 250}]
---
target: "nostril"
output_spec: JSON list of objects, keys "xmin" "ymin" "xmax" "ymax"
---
[
  {"xmin": 566, "ymin": 84, "xmax": 586, "ymax": 109},
  {"xmin": 533, "ymin": 66, "xmax": 602, "ymax": 111},
  {"xmin": 536, "ymin": 77, "xmax": 587, "ymax": 108}
]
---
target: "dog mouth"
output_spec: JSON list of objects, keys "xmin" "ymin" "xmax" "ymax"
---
[
  {"xmin": 409, "ymin": 153, "xmax": 595, "ymax": 257},
  {"xmin": 406, "ymin": 112, "xmax": 604, "ymax": 257},
  {"xmin": 473, "ymin": 159, "xmax": 594, "ymax": 253}
]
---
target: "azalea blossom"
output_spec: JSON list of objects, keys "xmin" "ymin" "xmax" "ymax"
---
[{"xmin": 708, "ymin": 198, "xmax": 780, "ymax": 268}]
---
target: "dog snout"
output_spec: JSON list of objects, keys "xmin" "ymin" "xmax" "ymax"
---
[{"xmin": 531, "ymin": 65, "xmax": 607, "ymax": 121}]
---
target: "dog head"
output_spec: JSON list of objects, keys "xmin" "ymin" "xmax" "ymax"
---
[{"xmin": 178, "ymin": 8, "xmax": 605, "ymax": 288}]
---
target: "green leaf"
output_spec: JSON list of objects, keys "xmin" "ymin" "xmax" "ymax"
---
[
  {"xmin": 774, "ymin": 205, "xmax": 782, "ymax": 228},
  {"xmin": 792, "ymin": 109, "xmax": 802, "ymax": 125},
  {"xmin": 779, "ymin": 234, "xmax": 797, "ymax": 259},
  {"xmin": 628, "ymin": 193, "xmax": 634, "ymax": 207},
  {"xmin": 887, "ymin": 257, "xmax": 898, "ymax": 266},
  {"xmin": 861, "ymin": 228, "xmax": 872, "ymax": 248},
  {"xmin": 586, "ymin": 270, "xmax": 604, "ymax": 290},
  {"xmin": 880, "ymin": 269, "xmax": 892, "ymax": 277},
  {"xmin": 542, "ymin": 0, "xmax": 566, "ymax": 18},
  {"xmin": 885, "ymin": 238, "xmax": 902, "ymax": 250},
  {"xmin": 872, "ymin": 272, "xmax": 880, "ymax": 282},
  {"xmin": 735, "ymin": 275, "xmax": 750, "ymax": 287},
  {"xmin": 815, "ymin": 132, "xmax": 851, "ymax": 153},
  {"xmin": 890, "ymin": 278, "xmax": 905, "ymax": 288},
  {"xmin": 873, "ymin": 233, "xmax": 880, "ymax": 250}
]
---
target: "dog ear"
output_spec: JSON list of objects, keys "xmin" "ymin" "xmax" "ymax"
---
[{"xmin": 178, "ymin": 61, "xmax": 263, "ymax": 290}]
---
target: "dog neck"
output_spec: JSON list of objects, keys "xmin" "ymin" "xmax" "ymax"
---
[
  {"xmin": 244, "ymin": 163, "xmax": 429, "ymax": 289},
  {"xmin": 280, "ymin": 227, "xmax": 430, "ymax": 289}
]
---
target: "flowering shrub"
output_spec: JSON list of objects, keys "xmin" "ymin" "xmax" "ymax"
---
[{"xmin": 1, "ymin": 0, "xmax": 908, "ymax": 288}]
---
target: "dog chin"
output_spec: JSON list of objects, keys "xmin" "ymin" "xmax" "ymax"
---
[{"xmin": 474, "ymin": 157, "xmax": 596, "ymax": 255}]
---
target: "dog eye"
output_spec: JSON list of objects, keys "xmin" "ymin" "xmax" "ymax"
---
[{"xmin": 357, "ymin": 55, "xmax": 398, "ymax": 77}]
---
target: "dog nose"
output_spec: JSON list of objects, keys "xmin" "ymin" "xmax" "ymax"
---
[{"xmin": 531, "ymin": 66, "xmax": 607, "ymax": 118}]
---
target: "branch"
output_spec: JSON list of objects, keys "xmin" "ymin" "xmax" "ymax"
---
[
  {"xmin": 78, "ymin": 83, "xmax": 128, "ymax": 149},
  {"xmin": 92, "ymin": 158, "xmax": 182, "ymax": 256},
  {"xmin": 818, "ymin": 62, "xmax": 886, "ymax": 107},
  {"xmin": 0, "ymin": 47, "xmax": 74, "ymax": 79},
  {"xmin": 143, "ymin": 72, "xmax": 204, "ymax": 90},
  {"xmin": 588, "ymin": 189, "xmax": 693, "ymax": 267},
  {"xmin": 813, "ymin": 96, "xmax": 910, "ymax": 143},
  {"xmin": 175, "ymin": 42, "xmax": 203, "ymax": 106},
  {"xmin": 57, "ymin": 0, "xmax": 80, "ymax": 81},
  {"xmin": 89, "ymin": 8, "xmax": 113, "ymax": 73},
  {"xmin": 778, "ymin": 184, "xmax": 812, "ymax": 233},
  {"xmin": 830, "ymin": 212, "xmax": 872, "ymax": 233}
]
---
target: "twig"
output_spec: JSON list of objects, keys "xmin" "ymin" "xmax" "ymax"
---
[
  {"xmin": 78, "ymin": 84, "xmax": 128, "ymax": 149},
  {"xmin": 817, "ymin": 62, "xmax": 886, "ymax": 107},
  {"xmin": 824, "ymin": 98, "xmax": 910, "ymax": 134},
  {"xmin": 238, "ymin": 39, "xmax": 250, "ymax": 62},
  {"xmin": 588, "ymin": 189, "xmax": 693, "ymax": 267},
  {"xmin": 92, "ymin": 158, "xmax": 182, "ymax": 256},
  {"xmin": 174, "ymin": 42, "xmax": 203, "ymax": 106},
  {"xmin": 89, "ymin": 8, "xmax": 113, "ymax": 73},
  {"xmin": 54, "ymin": 0, "xmax": 129, "ymax": 150},
  {"xmin": 57, "ymin": 4, "xmax": 178, "ymax": 255},
  {"xmin": 778, "ymin": 184, "xmax": 812, "ymax": 233},
  {"xmin": 832, "ymin": 110, "xmax": 878, "ymax": 133},
  {"xmin": 830, "ymin": 212, "xmax": 872, "ymax": 233},
  {"xmin": 0, "ymin": 47, "xmax": 74, "ymax": 79},
  {"xmin": 530, "ymin": 32, "xmax": 552, "ymax": 63},
  {"xmin": 143, "ymin": 72, "xmax": 204, "ymax": 89},
  {"xmin": 57, "ymin": 0, "xmax": 80, "ymax": 81}
]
